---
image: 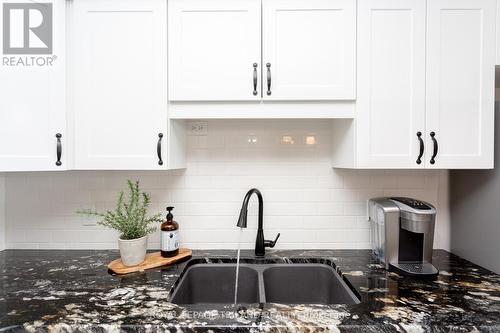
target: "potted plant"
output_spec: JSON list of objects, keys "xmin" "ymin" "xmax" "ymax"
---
[{"xmin": 78, "ymin": 180, "xmax": 162, "ymax": 266}]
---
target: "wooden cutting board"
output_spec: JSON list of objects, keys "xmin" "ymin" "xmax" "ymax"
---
[{"xmin": 108, "ymin": 248, "xmax": 192, "ymax": 275}]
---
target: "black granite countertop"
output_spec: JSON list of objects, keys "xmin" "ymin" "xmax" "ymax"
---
[{"xmin": 0, "ymin": 249, "xmax": 499, "ymax": 333}]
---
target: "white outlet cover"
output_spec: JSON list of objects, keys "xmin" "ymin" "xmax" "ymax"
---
[{"xmin": 188, "ymin": 121, "xmax": 208, "ymax": 135}]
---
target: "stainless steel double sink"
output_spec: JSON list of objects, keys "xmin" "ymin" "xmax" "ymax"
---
[{"xmin": 169, "ymin": 262, "xmax": 360, "ymax": 305}]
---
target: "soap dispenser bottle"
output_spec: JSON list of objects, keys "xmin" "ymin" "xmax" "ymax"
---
[{"xmin": 160, "ymin": 206, "xmax": 179, "ymax": 257}]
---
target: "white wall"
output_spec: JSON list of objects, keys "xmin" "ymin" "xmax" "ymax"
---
[
  {"xmin": 4, "ymin": 120, "xmax": 449, "ymax": 250},
  {"xmin": 0, "ymin": 174, "xmax": 5, "ymax": 251},
  {"xmin": 447, "ymin": 99, "xmax": 500, "ymax": 274}
]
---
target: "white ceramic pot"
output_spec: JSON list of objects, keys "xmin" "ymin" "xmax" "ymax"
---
[{"xmin": 118, "ymin": 235, "xmax": 148, "ymax": 266}]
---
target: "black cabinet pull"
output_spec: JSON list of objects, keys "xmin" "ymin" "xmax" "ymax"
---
[
  {"xmin": 55, "ymin": 133, "xmax": 62, "ymax": 166},
  {"xmin": 430, "ymin": 132, "xmax": 438, "ymax": 164},
  {"xmin": 416, "ymin": 131, "xmax": 424, "ymax": 165},
  {"xmin": 266, "ymin": 63, "xmax": 272, "ymax": 96},
  {"xmin": 157, "ymin": 133, "xmax": 163, "ymax": 166},
  {"xmin": 252, "ymin": 63, "xmax": 258, "ymax": 96}
]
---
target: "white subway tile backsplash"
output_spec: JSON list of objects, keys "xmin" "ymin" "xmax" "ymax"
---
[
  {"xmin": 343, "ymin": 174, "xmax": 372, "ymax": 189},
  {"xmin": 182, "ymin": 202, "xmax": 240, "ymax": 216},
  {"xmin": 171, "ymin": 190, "xmax": 241, "ymax": 203},
  {"xmin": 51, "ymin": 174, "xmax": 79, "ymax": 190},
  {"xmin": 62, "ymin": 190, "xmax": 92, "ymax": 204},
  {"xmin": 198, "ymin": 135, "xmax": 225, "ymax": 149},
  {"xmin": 64, "ymin": 242, "xmax": 116, "ymax": 250},
  {"xmin": 265, "ymin": 190, "xmax": 331, "ymax": 202},
  {"xmin": 306, "ymin": 216, "xmax": 357, "ymax": 229},
  {"xmin": 396, "ymin": 175, "xmax": 429, "ymax": 189},
  {"xmin": 330, "ymin": 189, "xmax": 358, "ymax": 202},
  {"xmin": 25, "ymin": 230, "xmax": 52, "ymax": 243},
  {"xmin": 356, "ymin": 216, "xmax": 371, "ymax": 229},
  {"xmin": 343, "ymin": 203, "xmax": 366, "ymax": 216},
  {"xmin": 10, "ymin": 243, "xmax": 40, "ymax": 249},
  {"xmin": 316, "ymin": 175, "xmax": 344, "ymax": 189},
  {"xmin": 52, "ymin": 230, "xmax": 119, "ymax": 243},
  {"xmin": 184, "ymin": 176, "xmax": 214, "ymax": 189},
  {"xmin": 76, "ymin": 176, "xmax": 104, "ymax": 191},
  {"xmin": 315, "ymin": 229, "xmax": 367, "ymax": 243},
  {"xmin": 357, "ymin": 189, "xmax": 385, "ymax": 201},
  {"xmin": 370, "ymin": 175, "xmax": 399, "ymax": 189},
  {"xmin": 179, "ymin": 216, "xmax": 237, "ymax": 230},
  {"xmin": 6, "ymin": 228, "xmax": 25, "ymax": 243},
  {"xmin": 3, "ymin": 120, "xmax": 448, "ymax": 250}
]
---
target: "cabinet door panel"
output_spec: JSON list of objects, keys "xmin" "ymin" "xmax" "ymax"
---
[
  {"xmin": 0, "ymin": 0, "xmax": 66, "ymax": 171},
  {"xmin": 73, "ymin": 0, "xmax": 167, "ymax": 169},
  {"xmin": 262, "ymin": 0, "xmax": 355, "ymax": 100},
  {"xmin": 426, "ymin": 0, "xmax": 496, "ymax": 168},
  {"xmin": 356, "ymin": 0, "xmax": 426, "ymax": 168},
  {"xmin": 168, "ymin": 0, "xmax": 261, "ymax": 101}
]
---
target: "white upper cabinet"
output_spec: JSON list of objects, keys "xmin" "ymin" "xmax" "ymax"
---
[
  {"xmin": 0, "ymin": 0, "xmax": 66, "ymax": 171},
  {"xmin": 333, "ymin": 0, "xmax": 496, "ymax": 169},
  {"xmin": 168, "ymin": 0, "xmax": 261, "ymax": 101},
  {"xmin": 72, "ymin": 0, "xmax": 170, "ymax": 170},
  {"xmin": 168, "ymin": 0, "xmax": 356, "ymax": 102},
  {"xmin": 356, "ymin": 0, "xmax": 426, "ymax": 168},
  {"xmin": 426, "ymin": 0, "xmax": 496, "ymax": 168},
  {"xmin": 262, "ymin": 0, "xmax": 356, "ymax": 100}
]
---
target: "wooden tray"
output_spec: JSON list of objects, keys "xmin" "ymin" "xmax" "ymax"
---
[{"xmin": 108, "ymin": 248, "xmax": 192, "ymax": 275}]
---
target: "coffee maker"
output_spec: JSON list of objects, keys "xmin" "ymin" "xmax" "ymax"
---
[{"xmin": 368, "ymin": 197, "xmax": 438, "ymax": 277}]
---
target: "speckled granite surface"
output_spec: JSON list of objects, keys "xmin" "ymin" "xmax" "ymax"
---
[{"xmin": 0, "ymin": 249, "xmax": 499, "ymax": 333}]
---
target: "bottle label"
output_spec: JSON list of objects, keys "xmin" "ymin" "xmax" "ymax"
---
[{"xmin": 161, "ymin": 230, "xmax": 179, "ymax": 252}]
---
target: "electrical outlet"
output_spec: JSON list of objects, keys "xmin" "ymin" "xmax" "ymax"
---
[{"xmin": 188, "ymin": 121, "xmax": 208, "ymax": 135}]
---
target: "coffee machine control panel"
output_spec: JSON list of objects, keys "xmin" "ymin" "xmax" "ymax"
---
[{"xmin": 390, "ymin": 197, "xmax": 432, "ymax": 210}]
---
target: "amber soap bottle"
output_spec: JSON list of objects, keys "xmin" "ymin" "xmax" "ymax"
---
[{"xmin": 160, "ymin": 206, "xmax": 179, "ymax": 257}]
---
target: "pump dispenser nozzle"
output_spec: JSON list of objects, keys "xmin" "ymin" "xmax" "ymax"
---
[{"xmin": 166, "ymin": 206, "xmax": 174, "ymax": 221}]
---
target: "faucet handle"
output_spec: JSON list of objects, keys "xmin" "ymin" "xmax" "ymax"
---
[{"xmin": 264, "ymin": 233, "xmax": 280, "ymax": 248}]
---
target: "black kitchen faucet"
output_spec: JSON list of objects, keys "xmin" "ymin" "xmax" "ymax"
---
[{"xmin": 237, "ymin": 188, "xmax": 280, "ymax": 257}]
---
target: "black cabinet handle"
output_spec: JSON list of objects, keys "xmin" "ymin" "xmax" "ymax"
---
[
  {"xmin": 157, "ymin": 133, "xmax": 163, "ymax": 166},
  {"xmin": 55, "ymin": 133, "xmax": 62, "ymax": 166},
  {"xmin": 252, "ymin": 63, "xmax": 258, "ymax": 96},
  {"xmin": 430, "ymin": 132, "xmax": 438, "ymax": 165},
  {"xmin": 416, "ymin": 131, "xmax": 424, "ymax": 165},
  {"xmin": 266, "ymin": 63, "xmax": 272, "ymax": 96}
]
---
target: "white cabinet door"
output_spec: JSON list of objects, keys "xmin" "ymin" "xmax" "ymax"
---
[
  {"xmin": 0, "ymin": 0, "xmax": 66, "ymax": 171},
  {"xmin": 73, "ymin": 0, "xmax": 168, "ymax": 169},
  {"xmin": 168, "ymin": 0, "xmax": 261, "ymax": 101},
  {"xmin": 426, "ymin": 0, "xmax": 496, "ymax": 169},
  {"xmin": 356, "ymin": 0, "xmax": 426, "ymax": 168},
  {"xmin": 262, "ymin": 0, "xmax": 355, "ymax": 100}
]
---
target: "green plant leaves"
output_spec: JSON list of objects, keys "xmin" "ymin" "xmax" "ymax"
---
[{"xmin": 77, "ymin": 180, "xmax": 162, "ymax": 240}]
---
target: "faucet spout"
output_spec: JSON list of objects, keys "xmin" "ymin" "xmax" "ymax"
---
[
  {"xmin": 237, "ymin": 188, "xmax": 263, "ymax": 228},
  {"xmin": 236, "ymin": 208, "xmax": 248, "ymax": 228},
  {"xmin": 236, "ymin": 188, "xmax": 279, "ymax": 257}
]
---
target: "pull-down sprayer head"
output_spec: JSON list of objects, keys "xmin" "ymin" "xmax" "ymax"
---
[{"xmin": 237, "ymin": 208, "xmax": 248, "ymax": 228}]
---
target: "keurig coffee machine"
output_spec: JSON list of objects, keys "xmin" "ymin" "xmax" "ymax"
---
[{"xmin": 368, "ymin": 197, "xmax": 438, "ymax": 277}]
